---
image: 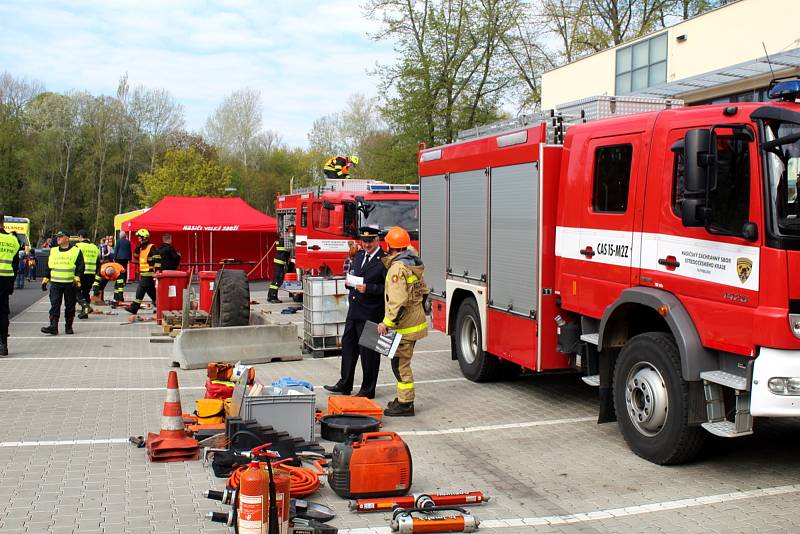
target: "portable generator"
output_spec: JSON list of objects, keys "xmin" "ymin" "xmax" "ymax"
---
[{"xmin": 329, "ymin": 432, "xmax": 412, "ymax": 499}]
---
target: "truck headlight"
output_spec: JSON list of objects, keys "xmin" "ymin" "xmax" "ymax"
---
[
  {"xmin": 788, "ymin": 378, "xmax": 800, "ymax": 394},
  {"xmin": 767, "ymin": 377, "xmax": 800, "ymax": 395},
  {"xmin": 790, "ymin": 313, "xmax": 800, "ymax": 338}
]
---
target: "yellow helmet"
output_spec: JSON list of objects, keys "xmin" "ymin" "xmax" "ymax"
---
[
  {"xmin": 349, "ymin": 155, "xmax": 360, "ymax": 165},
  {"xmin": 136, "ymin": 228, "xmax": 150, "ymax": 239}
]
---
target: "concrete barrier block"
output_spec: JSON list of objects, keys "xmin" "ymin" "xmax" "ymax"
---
[{"xmin": 172, "ymin": 324, "xmax": 303, "ymax": 370}]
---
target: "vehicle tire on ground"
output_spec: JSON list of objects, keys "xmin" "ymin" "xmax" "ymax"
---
[
  {"xmin": 211, "ymin": 270, "xmax": 250, "ymax": 327},
  {"xmin": 613, "ymin": 331, "xmax": 705, "ymax": 465},
  {"xmin": 454, "ymin": 298, "xmax": 501, "ymax": 382}
]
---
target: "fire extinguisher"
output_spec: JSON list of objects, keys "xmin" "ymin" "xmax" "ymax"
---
[{"xmin": 237, "ymin": 444, "xmax": 291, "ymax": 534}]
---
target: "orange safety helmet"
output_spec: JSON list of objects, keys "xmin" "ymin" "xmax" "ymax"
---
[{"xmin": 385, "ymin": 226, "xmax": 411, "ymax": 249}]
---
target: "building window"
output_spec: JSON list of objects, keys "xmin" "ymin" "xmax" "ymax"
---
[
  {"xmin": 593, "ymin": 144, "xmax": 633, "ymax": 213},
  {"xmin": 616, "ymin": 33, "xmax": 667, "ymax": 94}
]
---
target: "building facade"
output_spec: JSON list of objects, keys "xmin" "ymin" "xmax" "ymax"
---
[{"xmin": 541, "ymin": 0, "xmax": 800, "ymax": 109}]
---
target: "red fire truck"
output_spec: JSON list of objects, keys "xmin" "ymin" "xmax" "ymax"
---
[
  {"xmin": 275, "ymin": 179, "xmax": 419, "ymax": 281},
  {"xmin": 419, "ymin": 83, "xmax": 800, "ymax": 464}
]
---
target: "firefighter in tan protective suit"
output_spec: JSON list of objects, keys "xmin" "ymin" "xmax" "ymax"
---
[{"xmin": 377, "ymin": 226, "xmax": 429, "ymax": 417}]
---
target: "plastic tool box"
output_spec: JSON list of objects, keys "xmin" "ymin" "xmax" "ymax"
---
[
  {"xmin": 241, "ymin": 385, "xmax": 316, "ymax": 442},
  {"xmin": 327, "ymin": 396, "xmax": 384, "ymax": 421}
]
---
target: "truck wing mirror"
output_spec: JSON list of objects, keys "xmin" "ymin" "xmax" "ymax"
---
[
  {"xmin": 684, "ymin": 129, "xmax": 714, "ymax": 194},
  {"xmin": 680, "ymin": 129, "xmax": 716, "ymax": 227}
]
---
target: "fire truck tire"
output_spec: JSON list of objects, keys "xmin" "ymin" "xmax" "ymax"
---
[
  {"xmin": 454, "ymin": 298, "xmax": 501, "ymax": 382},
  {"xmin": 211, "ymin": 270, "xmax": 250, "ymax": 327},
  {"xmin": 613, "ymin": 332, "xmax": 705, "ymax": 465}
]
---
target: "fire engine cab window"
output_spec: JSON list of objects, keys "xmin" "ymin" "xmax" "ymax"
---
[
  {"xmin": 311, "ymin": 203, "xmax": 330, "ymax": 229},
  {"xmin": 592, "ymin": 144, "xmax": 633, "ymax": 213},
  {"xmin": 709, "ymin": 136, "xmax": 750, "ymax": 233}
]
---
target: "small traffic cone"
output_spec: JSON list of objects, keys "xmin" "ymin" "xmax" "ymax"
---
[{"xmin": 146, "ymin": 370, "xmax": 200, "ymax": 462}]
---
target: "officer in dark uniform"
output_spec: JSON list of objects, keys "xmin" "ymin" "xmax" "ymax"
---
[{"xmin": 324, "ymin": 226, "xmax": 386, "ymax": 398}]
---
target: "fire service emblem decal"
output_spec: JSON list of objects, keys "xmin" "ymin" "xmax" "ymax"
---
[{"xmin": 736, "ymin": 257, "xmax": 753, "ymax": 284}]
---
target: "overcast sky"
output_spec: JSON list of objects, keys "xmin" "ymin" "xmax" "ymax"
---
[{"xmin": 0, "ymin": 0, "xmax": 395, "ymax": 146}]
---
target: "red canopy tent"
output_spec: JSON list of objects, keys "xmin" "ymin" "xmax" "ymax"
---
[{"xmin": 122, "ymin": 196, "xmax": 277, "ymax": 280}]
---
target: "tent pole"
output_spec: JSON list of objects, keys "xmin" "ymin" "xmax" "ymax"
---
[{"xmin": 210, "ymin": 232, "xmax": 213, "ymax": 270}]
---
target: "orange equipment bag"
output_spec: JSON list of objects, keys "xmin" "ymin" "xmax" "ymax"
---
[{"xmin": 196, "ymin": 398, "xmax": 225, "ymax": 424}]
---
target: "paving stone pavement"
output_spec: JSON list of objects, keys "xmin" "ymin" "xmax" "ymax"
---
[{"xmin": 0, "ymin": 289, "xmax": 799, "ymax": 533}]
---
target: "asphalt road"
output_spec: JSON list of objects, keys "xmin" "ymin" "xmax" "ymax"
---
[{"xmin": 9, "ymin": 283, "xmax": 45, "ymax": 318}]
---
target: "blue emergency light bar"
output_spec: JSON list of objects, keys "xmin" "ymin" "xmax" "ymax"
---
[
  {"xmin": 769, "ymin": 79, "xmax": 800, "ymax": 102},
  {"xmin": 366, "ymin": 184, "xmax": 420, "ymax": 192}
]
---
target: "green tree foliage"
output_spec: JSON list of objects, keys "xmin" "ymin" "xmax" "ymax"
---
[{"xmin": 137, "ymin": 147, "xmax": 232, "ymax": 205}]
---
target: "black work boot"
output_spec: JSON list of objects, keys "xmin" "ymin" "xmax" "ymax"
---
[
  {"xmin": 0, "ymin": 338, "xmax": 8, "ymax": 356},
  {"xmin": 384, "ymin": 400, "xmax": 414, "ymax": 417},
  {"xmin": 64, "ymin": 318, "xmax": 75, "ymax": 335},
  {"xmin": 125, "ymin": 302, "xmax": 140, "ymax": 315},
  {"xmin": 41, "ymin": 317, "xmax": 58, "ymax": 336}
]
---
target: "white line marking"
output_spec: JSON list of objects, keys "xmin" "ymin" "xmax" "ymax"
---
[
  {"xmin": 0, "ymin": 386, "xmax": 205, "ymax": 392},
  {"xmin": 0, "ymin": 379, "xmax": 465, "ymax": 392},
  {"xmin": 341, "ymin": 484, "xmax": 800, "ymax": 533},
  {"xmin": 398, "ymin": 416, "xmax": 595, "ymax": 436},
  {"xmin": 0, "ymin": 357, "xmax": 168, "ymax": 361},
  {"xmin": 9, "ymin": 336, "xmax": 151, "ymax": 340},
  {"xmin": 0, "ymin": 438, "xmax": 130, "ymax": 448},
  {"xmin": 376, "ymin": 377, "xmax": 465, "ymax": 388}
]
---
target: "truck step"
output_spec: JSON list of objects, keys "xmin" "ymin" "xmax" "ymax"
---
[
  {"xmin": 701, "ymin": 420, "xmax": 753, "ymax": 438},
  {"xmin": 581, "ymin": 375, "xmax": 600, "ymax": 387},
  {"xmin": 580, "ymin": 333, "xmax": 599, "ymax": 345},
  {"xmin": 700, "ymin": 370, "xmax": 748, "ymax": 391}
]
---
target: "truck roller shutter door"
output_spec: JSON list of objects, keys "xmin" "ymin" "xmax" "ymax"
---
[
  {"xmin": 489, "ymin": 163, "xmax": 539, "ymax": 316},
  {"xmin": 420, "ymin": 174, "xmax": 447, "ymax": 296},
  {"xmin": 449, "ymin": 169, "xmax": 487, "ymax": 282}
]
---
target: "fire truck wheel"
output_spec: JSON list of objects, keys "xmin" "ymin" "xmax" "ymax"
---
[
  {"xmin": 613, "ymin": 332, "xmax": 705, "ymax": 465},
  {"xmin": 454, "ymin": 298, "xmax": 501, "ymax": 382}
]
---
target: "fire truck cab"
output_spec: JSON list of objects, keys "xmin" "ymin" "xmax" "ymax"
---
[
  {"xmin": 419, "ymin": 82, "xmax": 800, "ymax": 464},
  {"xmin": 275, "ymin": 179, "xmax": 420, "ymax": 278}
]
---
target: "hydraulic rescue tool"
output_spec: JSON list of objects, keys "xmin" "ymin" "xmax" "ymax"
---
[
  {"xmin": 329, "ymin": 432, "xmax": 412, "ymax": 499},
  {"xmin": 350, "ymin": 492, "xmax": 489, "ymax": 513},
  {"xmin": 390, "ymin": 506, "xmax": 480, "ymax": 533}
]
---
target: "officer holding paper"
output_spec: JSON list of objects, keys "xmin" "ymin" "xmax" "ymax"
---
[{"xmin": 324, "ymin": 226, "xmax": 386, "ymax": 398}]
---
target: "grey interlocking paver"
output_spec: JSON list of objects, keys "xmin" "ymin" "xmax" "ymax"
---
[{"xmin": 1, "ymin": 288, "xmax": 799, "ymax": 533}]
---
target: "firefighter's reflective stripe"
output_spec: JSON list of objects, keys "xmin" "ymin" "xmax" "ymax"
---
[
  {"xmin": 395, "ymin": 322, "xmax": 428, "ymax": 335},
  {"xmin": 274, "ymin": 258, "xmax": 287, "ymax": 265},
  {"xmin": 0, "ymin": 233, "xmax": 18, "ymax": 277},
  {"xmin": 382, "ymin": 317, "xmax": 397, "ymax": 328},
  {"xmin": 406, "ymin": 275, "xmax": 418, "ymax": 284},
  {"xmin": 76, "ymin": 242, "xmax": 100, "ymax": 267},
  {"xmin": 269, "ymin": 284, "xmax": 279, "ymax": 290},
  {"xmin": 397, "ymin": 382, "xmax": 415, "ymax": 389},
  {"xmin": 48, "ymin": 247, "xmax": 81, "ymax": 283}
]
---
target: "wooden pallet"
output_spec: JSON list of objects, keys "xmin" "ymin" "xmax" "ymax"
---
[{"xmin": 161, "ymin": 310, "xmax": 210, "ymax": 334}]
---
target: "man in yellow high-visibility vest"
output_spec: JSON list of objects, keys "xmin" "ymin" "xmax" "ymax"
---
[
  {"xmin": 0, "ymin": 214, "xmax": 21, "ymax": 355},
  {"xmin": 41, "ymin": 231, "xmax": 85, "ymax": 336},
  {"xmin": 75, "ymin": 229, "xmax": 100, "ymax": 319}
]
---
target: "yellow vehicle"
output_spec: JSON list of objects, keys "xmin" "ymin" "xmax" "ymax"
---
[
  {"xmin": 4, "ymin": 216, "xmax": 30, "ymax": 252},
  {"xmin": 113, "ymin": 208, "xmax": 148, "ymax": 244}
]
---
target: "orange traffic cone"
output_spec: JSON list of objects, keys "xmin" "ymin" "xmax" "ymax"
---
[{"xmin": 146, "ymin": 370, "xmax": 199, "ymax": 462}]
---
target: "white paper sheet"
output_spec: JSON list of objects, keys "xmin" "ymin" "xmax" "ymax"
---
[{"xmin": 346, "ymin": 274, "xmax": 364, "ymax": 287}]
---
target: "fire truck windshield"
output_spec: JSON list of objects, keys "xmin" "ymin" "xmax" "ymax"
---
[
  {"xmin": 763, "ymin": 119, "xmax": 800, "ymax": 236},
  {"xmin": 359, "ymin": 200, "xmax": 419, "ymax": 233}
]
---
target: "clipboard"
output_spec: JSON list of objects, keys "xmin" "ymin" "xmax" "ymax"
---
[{"xmin": 359, "ymin": 320, "xmax": 403, "ymax": 358}]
